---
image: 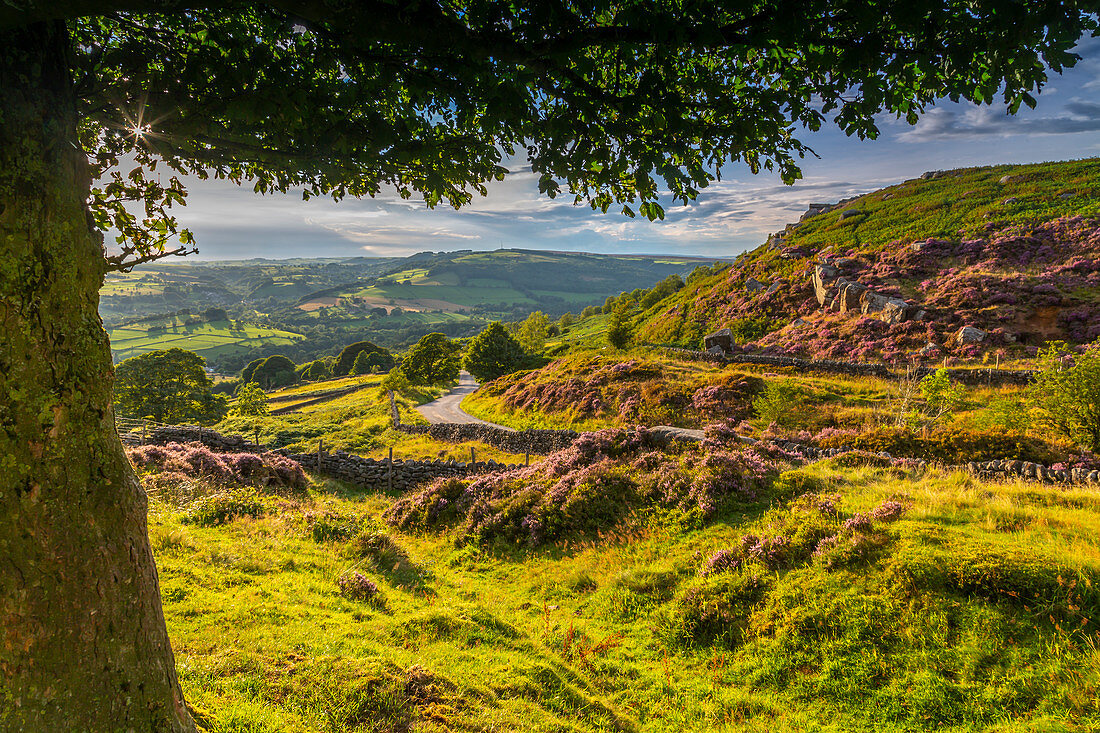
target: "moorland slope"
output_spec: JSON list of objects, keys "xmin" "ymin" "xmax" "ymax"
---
[{"xmin": 635, "ymin": 158, "xmax": 1100, "ymax": 361}]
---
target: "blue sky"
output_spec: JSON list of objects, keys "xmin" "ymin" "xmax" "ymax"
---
[{"xmin": 171, "ymin": 37, "xmax": 1100, "ymax": 262}]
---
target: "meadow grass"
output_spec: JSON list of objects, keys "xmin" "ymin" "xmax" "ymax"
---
[{"xmin": 150, "ymin": 459, "xmax": 1100, "ymax": 732}]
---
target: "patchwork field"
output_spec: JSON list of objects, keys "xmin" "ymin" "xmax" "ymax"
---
[{"xmin": 109, "ymin": 316, "xmax": 305, "ymax": 364}]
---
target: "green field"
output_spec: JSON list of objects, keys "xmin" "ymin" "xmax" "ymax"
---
[{"xmin": 109, "ymin": 316, "xmax": 305, "ymax": 364}]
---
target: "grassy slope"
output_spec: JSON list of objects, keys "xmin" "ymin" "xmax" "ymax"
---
[
  {"xmin": 633, "ymin": 158, "xmax": 1100, "ymax": 357},
  {"xmin": 152, "ymin": 461, "xmax": 1100, "ymax": 732},
  {"xmin": 218, "ymin": 381, "xmax": 530, "ymax": 465}
]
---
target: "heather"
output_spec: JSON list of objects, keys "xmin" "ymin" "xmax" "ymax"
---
[
  {"xmin": 143, "ymin": 450, "xmax": 1100, "ymax": 731},
  {"xmin": 464, "ymin": 353, "xmax": 759, "ymax": 429},
  {"xmin": 629, "ymin": 158, "xmax": 1100, "ymax": 360},
  {"xmin": 385, "ymin": 426, "xmax": 784, "ymax": 546},
  {"xmin": 127, "ymin": 441, "xmax": 308, "ymax": 492}
]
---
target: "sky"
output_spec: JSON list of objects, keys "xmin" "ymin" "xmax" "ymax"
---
[{"xmin": 163, "ymin": 36, "xmax": 1100, "ymax": 262}]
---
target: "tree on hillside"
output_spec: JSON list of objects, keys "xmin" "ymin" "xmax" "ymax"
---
[
  {"xmin": 401, "ymin": 333, "xmax": 461, "ymax": 386},
  {"xmin": 231, "ymin": 381, "xmax": 269, "ymax": 417},
  {"xmin": 334, "ymin": 340, "xmax": 394, "ymax": 376},
  {"xmin": 114, "ymin": 348, "xmax": 229, "ymax": 424},
  {"xmin": 465, "ymin": 322, "xmax": 528, "ymax": 381},
  {"xmin": 517, "ymin": 310, "xmax": 551, "ymax": 353},
  {"xmin": 251, "ymin": 354, "xmax": 297, "ymax": 388},
  {"xmin": 1028, "ymin": 341, "xmax": 1100, "ymax": 452},
  {"xmin": 351, "ymin": 350, "xmax": 383, "ymax": 375},
  {"xmin": 241, "ymin": 357, "xmax": 267, "ymax": 384},
  {"xmin": 2, "ymin": 3, "xmax": 1096, "ymax": 729},
  {"xmin": 297, "ymin": 358, "xmax": 332, "ymax": 382},
  {"xmin": 607, "ymin": 303, "xmax": 636, "ymax": 350}
]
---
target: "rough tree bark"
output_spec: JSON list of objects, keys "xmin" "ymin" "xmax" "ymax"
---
[{"xmin": 0, "ymin": 22, "xmax": 196, "ymax": 732}]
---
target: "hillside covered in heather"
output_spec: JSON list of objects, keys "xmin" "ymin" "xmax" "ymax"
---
[{"xmin": 636, "ymin": 158, "xmax": 1100, "ymax": 361}]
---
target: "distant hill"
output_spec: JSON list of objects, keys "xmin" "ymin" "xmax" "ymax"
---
[
  {"xmin": 103, "ymin": 249, "xmax": 723, "ymax": 371},
  {"xmin": 632, "ymin": 158, "xmax": 1100, "ymax": 361}
]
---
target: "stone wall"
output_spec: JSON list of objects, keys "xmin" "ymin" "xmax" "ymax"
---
[
  {"xmin": 394, "ymin": 422, "xmax": 579, "ymax": 455},
  {"xmin": 662, "ymin": 347, "xmax": 1036, "ymax": 386},
  {"xmin": 121, "ymin": 424, "xmax": 522, "ymax": 492}
]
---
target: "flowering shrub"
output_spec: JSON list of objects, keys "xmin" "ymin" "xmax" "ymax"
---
[
  {"xmin": 127, "ymin": 442, "xmax": 307, "ymax": 493},
  {"xmin": 183, "ymin": 487, "xmax": 266, "ymax": 526},
  {"xmin": 336, "ymin": 571, "xmax": 381, "ymax": 604},
  {"xmin": 386, "ymin": 427, "xmax": 783, "ymax": 547}
]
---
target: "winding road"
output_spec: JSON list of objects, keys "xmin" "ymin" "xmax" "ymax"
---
[{"xmin": 415, "ymin": 372, "xmax": 515, "ymax": 430}]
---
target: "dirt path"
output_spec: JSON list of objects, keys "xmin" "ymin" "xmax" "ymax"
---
[{"xmin": 415, "ymin": 372, "xmax": 515, "ymax": 431}]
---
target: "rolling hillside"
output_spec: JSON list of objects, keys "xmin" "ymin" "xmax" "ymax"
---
[
  {"xmin": 632, "ymin": 158, "xmax": 1100, "ymax": 361},
  {"xmin": 108, "ymin": 314, "xmax": 305, "ymax": 365}
]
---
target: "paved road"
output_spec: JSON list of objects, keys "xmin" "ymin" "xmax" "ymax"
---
[{"xmin": 415, "ymin": 372, "xmax": 515, "ymax": 430}]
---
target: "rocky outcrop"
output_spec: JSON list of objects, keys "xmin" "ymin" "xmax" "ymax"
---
[
  {"xmin": 813, "ymin": 264, "xmax": 840, "ymax": 305},
  {"xmin": 704, "ymin": 328, "xmax": 735, "ymax": 353},
  {"xmin": 745, "ymin": 277, "xmax": 766, "ymax": 292},
  {"xmin": 813, "ymin": 263, "xmax": 919, "ymax": 325}
]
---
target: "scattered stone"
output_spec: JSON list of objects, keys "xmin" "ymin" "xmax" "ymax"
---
[
  {"xmin": 998, "ymin": 174, "xmax": 1014, "ymax": 184},
  {"xmin": 1003, "ymin": 197, "xmax": 1018, "ymax": 205},
  {"xmin": 704, "ymin": 328, "xmax": 735, "ymax": 353},
  {"xmin": 1059, "ymin": 192, "xmax": 1076, "ymax": 199},
  {"xmin": 881, "ymin": 192, "xmax": 894, "ymax": 200},
  {"xmin": 790, "ymin": 318, "xmax": 805, "ymax": 327},
  {"xmin": 745, "ymin": 277, "xmax": 766, "ymax": 292},
  {"xmin": 839, "ymin": 209, "xmax": 864, "ymax": 220},
  {"xmin": 860, "ymin": 290, "xmax": 915, "ymax": 325},
  {"xmin": 910, "ymin": 242, "xmax": 923, "ymax": 252},
  {"xmin": 765, "ymin": 281, "xmax": 781, "ymax": 295},
  {"xmin": 955, "ymin": 326, "xmax": 988, "ymax": 345}
]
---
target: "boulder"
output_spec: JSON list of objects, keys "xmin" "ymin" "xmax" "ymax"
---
[
  {"xmin": 704, "ymin": 328, "xmax": 735, "ymax": 353},
  {"xmin": 765, "ymin": 281, "xmax": 781, "ymax": 295},
  {"xmin": 860, "ymin": 290, "xmax": 914, "ymax": 324},
  {"xmin": 800, "ymin": 203, "xmax": 832, "ymax": 222},
  {"xmin": 812, "ymin": 264, "xmax": 840, "ymax": 305},
  {"xmin": 745, "ymin": 277, "xmax": 766, "ymax": 292},
  {"xmin": 839, "ymin": 209, "xmax": 864, "ymax": 220},
  {"xmin": 999, "ymin": 174, "xmax": 1014, "ymax": 184},
  {"xmin": 836, "ymin": 281, "xmax": 867, "ymax": 313},
  {"xmin": 955, "ymin": 326, "xmax": 987, "ymax": 345}
]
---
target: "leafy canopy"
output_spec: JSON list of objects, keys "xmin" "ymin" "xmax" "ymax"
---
[
  {"xmin": 400, "ymin": 332, "xmax": 461, "ymax": 386},
  {"xmin": 464, "ymin": 321, "xmax": 528, "ymax": 381},
  {"xmin": 113, "ymin": 347, "xmax": 228, "ymax": 423},
  {"xmin": 4, "ymin": 2, "xmax": 1095, "ymax": 268},
  {"xmin": 231, "ymin": 381, "xmax": 269, "ymax": 417},
  {"xmin": 1028, "ymin": 341, "xmax": 1100, "ymax": 452}
]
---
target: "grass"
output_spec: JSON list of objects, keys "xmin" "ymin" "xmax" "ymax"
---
[
  {"xmin": 218, "ymin": 383, "xmax": 531, "ymax": 465},
  {"xmin": 148, "ymin": 457, "xmax": 1100, "ymax": 732}
]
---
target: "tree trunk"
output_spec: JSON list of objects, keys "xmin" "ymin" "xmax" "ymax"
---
[{"xmin": 0, "ymin": 23, "xmax": 195, "ymax": 732}]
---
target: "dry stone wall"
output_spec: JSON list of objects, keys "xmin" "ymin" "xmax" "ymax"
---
[
  {"xmin": 664, "ymin": 347, "xmax": 1035, "ymax": 386},
  {"xmin": 394, "ymin": 422, "xmax": 579, "ymax": 455}
]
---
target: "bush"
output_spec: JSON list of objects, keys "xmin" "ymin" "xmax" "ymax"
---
[
  {"xmin": 385, "ymin": 427, "xmax": 779, "ymax": 546},
  {"xmin": 231, "ymin": 381, "xmax": 269, "ymax": 416},
  {"xmin": 752, "ymin": 379, "xmax": 805, "ymax": 429},
  {"xmin": 336, "ymin": 571, "xmax": 384, "ymax": 607},
  {"xmin": 127, "ymin": 442, "xmax": 308, "ymax": 492},
  {"xmin": 463, "ymin": 321, "xmax": 528, "ymax": 381},
  {"xmin": 1028, "ymin": 340, "xmax": 1100, "ymax": 451},
  {"xmin": 183, "ymin": 487, "xmax": 266, "ymax": 526}
]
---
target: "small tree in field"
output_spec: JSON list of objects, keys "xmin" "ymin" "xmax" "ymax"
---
[
  {"xmin": 231, "ymin": 382, "xmax": 269, "ymax": 417},
  {"xmin": 1028, "ymin": 341, "xmax": 1100, "ymax": 452},
  {"xmin": 465, "ymin": 322, "xmax": 528, "ymax": 381},
  {"xmin": 753, "ymin": 379, "xmax": 805, "ymax": 429},
  {"xmin": 517, "ymin": 310, "xmax": 551, "ymax": 353}
]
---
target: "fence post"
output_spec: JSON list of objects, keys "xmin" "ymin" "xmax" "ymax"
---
[
  {"xmin": 317, "ymin": 439, "xmax": 323, "ymax": 472},
  {"xmin": 388, "ymin": 446, "xmax": 393, "ymax": 492},
  {"xmin": 254, "ymin": 428, "xmax": 260, "ymax": 451},
  {"xmin": 470, "ymin": 447, "xmax": 476, "ymax": 465},
  {"xmin": 525, "ymin": 452, "xmax": 530, "ymax": 466},
  {"xmin": 389, "ymin": 390, "xmax": 398, "ymax": 427}
]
